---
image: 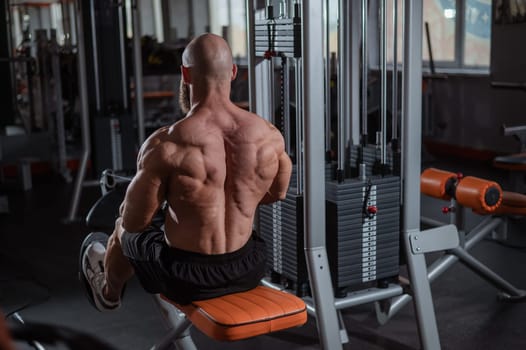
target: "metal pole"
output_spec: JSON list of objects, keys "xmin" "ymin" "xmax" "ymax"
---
[
  {"xmin": 68, "ymin": 0, "xmax": 92, "ymax": 222},
  {"xmin": 246, "ymin": 0, "xmax": 256, "ymax": 113},
  {"xmin": 89, "ymin": 0, "xmax": 101, "ymax": 111},
  {"xmin": 294, "ymin": 58, "xmax": 303, "ymax": 194},
  {"xmin": 132, "ymin": 0, "xmax": 145, "ymax": 144},
  {"xmin": 337, "ymin": 0, "xmax": 350, "ymax": 176},
  {"xmin": 392, "ymin": 0, "xmax": 399, "ymax": 142},
  {"xmin": 283, "ymin": 57, "xmax": 291, "ymax": 154},
  {"xmin": 380, "ymin": 0, "xmax": 387, "ymax": 164},
  {"xmin": 268, "ymin": 59, "xmax": 276, "ymax": 124},
  {"xmin": 50, "ymin": 30, "xmax": 71, "ymax": 182},
  {"xmin": 60, "ymin": 0, "xmax": 72, "ymax": 46},
  {"xmin": 302, "ymin": 0, "xmax": 342, "ymax": 348},
  {"xmin": 117, "ymin": 4, "xmax": 128, "ymax": 110},
  {"xmin": 350, "ymin": 0, "xmax": 361, "ymax": 145},
  {"xmin": 361, "ymin": 0, "xmax": 368, "ymax": 143},
  {"xmin": 401, "ymin": 0, "xmax": 441, "ymax": 348},
  {"xmin": 453, "ymin": 247, "xmax": 525, "ymax": 297},
  {"xmin": 324, "ymin": 0, "xmax": 331, "ymax": 154}
]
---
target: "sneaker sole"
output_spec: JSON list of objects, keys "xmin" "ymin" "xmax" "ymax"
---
[{"xmin": 79, "ymin": 231, "xmax": 110, "ymax": 311}]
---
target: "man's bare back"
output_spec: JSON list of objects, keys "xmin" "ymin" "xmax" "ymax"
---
[
  {"xmin": 81, "ymin": 33, "xmax": 292, "ymax": 308},
  {"xmin": 122, "ymin": 102, "xmax": 292, "ymax": 255}
]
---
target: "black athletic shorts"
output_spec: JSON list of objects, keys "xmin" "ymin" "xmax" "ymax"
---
[{"xmin": 120, "ymin": 227, "xmax": 267, "ymax": 305}]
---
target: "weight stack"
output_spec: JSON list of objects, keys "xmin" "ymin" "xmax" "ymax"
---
[
  {"xmin": 258, "ymin": 163, "xmax": 335, "ymax": 296},
  {"xmin": 255, "ymin": 18, "xmax": 302, "ymax": 58},
  {"xmin": 349, "ymin": 145, "xmax": 394, "ymax": 176},
  {"xmin": 326, "ymin": 175, "xmax": 400, "ymax": 295},
  {"xmin": 259, "ymin": 189, "xmax": 309, "ymax": 296}
]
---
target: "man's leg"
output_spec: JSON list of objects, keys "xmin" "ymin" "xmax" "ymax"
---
[
  {"xmin": 103, "ymin": 217, "xmax": 135, "ymax": 302},
  {"xmin": 80, "ymin": 217, "xmax": 135, "ymax": 311}
]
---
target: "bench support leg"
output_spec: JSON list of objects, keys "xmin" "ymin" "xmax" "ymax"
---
[{"xmin": 152, "ymin": 295, "xmax": 197, "ymax": 350}]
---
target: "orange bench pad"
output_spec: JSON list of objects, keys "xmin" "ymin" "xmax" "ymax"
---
[
  {"xmin": 493, "ymin": 153, "xmax": 526, "ymax": 172},
  {"xmin": 161, "ymin": 286, "xmax": 307, "ymax": 341}
]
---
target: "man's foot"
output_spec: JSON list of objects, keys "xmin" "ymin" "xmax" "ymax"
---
[{"xmin": 79, "ymin": 232, "xmax": 120, "ymax": 312}]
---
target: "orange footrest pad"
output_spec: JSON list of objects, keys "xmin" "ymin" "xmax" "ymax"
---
[
  {"xmin": 161, "ymin": 286, "xmax": 307, "ymax": 342},
  {"xmin": 455, "ymin": 176, "xmax": 502, "ymax": 214},
  {"xmin": 421, "ymin": 168, "xmax": 504, "ymax": 214},
  {"xmin": 421, "ymin": 168, "xmax": 457, "ymax": 200}
]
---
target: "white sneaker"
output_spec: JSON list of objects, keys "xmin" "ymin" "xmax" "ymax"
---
[{"xmin": 79, "ymin": 232, "xmax": 120, "ymax": 312}]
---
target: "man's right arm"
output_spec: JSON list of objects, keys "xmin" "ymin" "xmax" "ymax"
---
[{"xmin": 260, "ymin": 151, "xmax": 293, "ymax": 205}]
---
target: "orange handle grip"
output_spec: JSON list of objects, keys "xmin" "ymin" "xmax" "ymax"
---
[
  {"xmin": 455, "ymin": 176, "xmax": 502, "ymax": 214},
  {"xmin": 421, "ymin": 168, "xmax": 457, "ymax": 200}
]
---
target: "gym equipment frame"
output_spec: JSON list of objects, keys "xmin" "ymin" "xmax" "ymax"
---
[{"xmin": 248, "ymin": 0, "xmax": 455, "ymax": 349}]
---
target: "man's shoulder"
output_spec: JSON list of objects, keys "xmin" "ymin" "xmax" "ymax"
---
[{"xmin": 139, "ymin": 127, "xmax": 178, "ymax": 160}]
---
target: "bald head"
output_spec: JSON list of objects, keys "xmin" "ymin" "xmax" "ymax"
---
[{"xmin": 182, "ymin": 33, "xmax": 234, "ymax": 82}]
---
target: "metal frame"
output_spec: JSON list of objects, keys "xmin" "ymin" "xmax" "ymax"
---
[
  {"xmin": 67, "ymin": 0, "xmax": 92, "ymax": 222},
  {"xmin": 245, "ymin": 0, "xmax": 445, "ymax": 349},
  {"xmin": 68, "ymin": 0, "xmax": 147, "ymax": 221},
  {"xmin": 132, "ymin": 0, "xmax": 145, "ymax": 144},
  {"xmin": 380, "ymin": 212, "xmax": 526, "ymax": 324},
  {"xmin": 399, "ymin": 1, "xmax": 443, "ymax": 348},
  {"xmin": 302, "ymin": 1, "xmax": 342, "ymax": 348}
]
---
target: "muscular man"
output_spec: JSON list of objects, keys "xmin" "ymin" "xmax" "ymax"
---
[{"xmin": 80, "ymin": 33, "xmax": 292, "ymax": 310}]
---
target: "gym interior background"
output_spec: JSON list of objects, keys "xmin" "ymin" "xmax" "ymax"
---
[{"xmin": 1, "ymin": 0, "xmax": 526, "ymax": 349}]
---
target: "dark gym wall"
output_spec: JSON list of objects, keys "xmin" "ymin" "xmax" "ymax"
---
[
  {"xmin": 490, "ymin": 13, "xmax": 526, "ymax": 83},
  {"xmin": 425, "ymin": 76, "xmax": 524, "ymax": 154},
  {"xmin": 425, "ymin": 4, "xmax": 526, "ymax": 156}
]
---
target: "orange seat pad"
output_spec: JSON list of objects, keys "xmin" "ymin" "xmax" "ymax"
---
[{"xmin": 161, "ymin": 286, "xmax": 307, "ymax": 341}]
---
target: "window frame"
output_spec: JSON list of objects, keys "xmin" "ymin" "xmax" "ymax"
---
[{"xmin": 422, "ymin": 0, "xmax": 491, "ymax": 75}]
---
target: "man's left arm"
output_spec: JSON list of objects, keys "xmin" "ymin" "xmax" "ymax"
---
[{"xmin": 120, "ymin": 147, "xmax": 168, "ymax": 233}]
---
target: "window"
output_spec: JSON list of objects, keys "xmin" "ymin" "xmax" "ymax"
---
[
  {"xmin": 423, "ymin": 0, "xmax": 492, "ymax": 70},
  {"xmin": 463, "ymin": 0, "xmax": 492, "ymax": 67},
  {"xmin": 209, "ymin": 0, "xmax": 247, "ymax": 61},
  {"xmin": 422, "ymin": 0, "xmax": 456, "ymax": 63},
  {"xmin": 387, "ymin": 0, "xmax": 492, "ymax": 71}
]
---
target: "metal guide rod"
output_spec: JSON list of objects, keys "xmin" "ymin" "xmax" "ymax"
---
[
  {"xmin": 392, "ymin": 0, "xmax": 399, "ymax": 141},
  {"xmin": 324, "ymin": 0, "xmax": 331, "ymax": 153},
  {"xmin": 401, "ymin": 0, "xmax": 441, "ymax": 348},
  {"xmin": 268, "ymin": 59, "xmax": 276, "ymax": 124},
  {"xmin": 361, "ymin": 0, "xmax": 368, "ymax": 142},
  {"xmin": 89, "ymin": 0, "xmax": 101, "ymax": 111},
  {"xmin": 132, "ymin": 0, "xmax": 145, "ymax": 144},
  {"xmin": 380, "ymin": 0, "xmax": 387, "ymax": 164},
  {"xmin": 398, "ymin": 0, "xmax": 406, "ymax": 197},
  {"xmin": 295, "ymin": 58, "xmax": 303, "ymax": 194},
  {"xmin": 337, "ymin": 0, "xmax": 350, "ymax": 173},
  {"xmin": 68, "ymin": 0, "xmax": 92, "ymax": 221},
  {"xmin": 283, "ymin": 57, "xmax": 291, "ymax": 154},
  {"xmin": 246, "ymin": 0, "xmax": 257, "ymax": 112},
  {"xmin": 350, "ymin": 0, "xmax": 361, "ymax": 145},
  {"xmin": 302, "ymin": 0, "xmax": 341, "ymax": 348},
  {"xmin": 118, "ymin": 4, "xmax": 128, "ymax": 110},
  {"xmin": 267, "ymin": 1, "xmax": 275, "ymax": 124}
]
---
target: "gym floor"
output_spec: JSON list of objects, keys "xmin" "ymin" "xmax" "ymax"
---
[{"xmin": 1, "ymin": 155, "xmax": 526, "ymax": 350}]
